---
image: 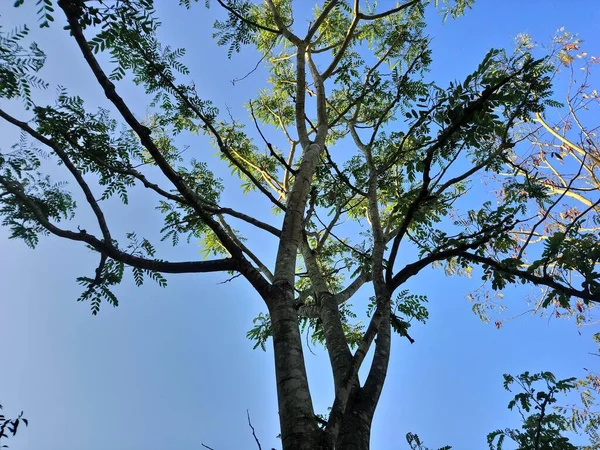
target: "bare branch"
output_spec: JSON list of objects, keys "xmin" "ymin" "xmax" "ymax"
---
[
  {"xmin": 219, "ymin": 216, "xmax": 274, "ymax": 282},
  {"xmin": 249, "ymin": 101, "xmax": 298, "ymax": 176},
  {"xmin": 517, "ymin": 153, "xmax": 588, "ymax": 260},
  {"xmin": 246, "ymin": 410, "xmax": 263, "ymax": 450}
]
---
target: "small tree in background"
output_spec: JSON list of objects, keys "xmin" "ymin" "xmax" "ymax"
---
[{"xmin": 488, "ymin": 370, "xmax": 600, "ymax": 450}]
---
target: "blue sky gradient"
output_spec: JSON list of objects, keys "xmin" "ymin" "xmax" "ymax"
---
[{"xmin": 1, "ymin": 1, "xmax": 599, "ymax": 449}]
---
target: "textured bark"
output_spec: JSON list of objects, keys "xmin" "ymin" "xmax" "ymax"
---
[
  {"xmin": 336, "ymin": 303, "xmax": 391, "ymax": 450},
  {"xmin": 336, "ymin": 391, "xmax": 375, "ymax": 450},
  {"xmin": 269, "ymin": 286, "xmax": 322, "ymax": 450},
  {"xmin": 301, "ymin": 242, "xmax": 353, "ymax": 392}
]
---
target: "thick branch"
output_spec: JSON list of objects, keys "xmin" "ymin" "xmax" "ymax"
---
[
  {"xmin": 333, "ymin": 271, "xmax": 371, "ymax": 305},
  {"xmin": 300, "ymin": 238, "xmax": 352, "ymax": 392},
  {"xmin": 59, "ymin": 2, "xmax": 272, "ymax": 296},
  {"xmin": 0, "ymin": 176, "xmax": 237, "ymax": 274}
]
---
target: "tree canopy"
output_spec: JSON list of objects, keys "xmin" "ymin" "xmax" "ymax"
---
[{"xmin": 1, "ymin": 0, "xmax": 599, "ymax": 448}]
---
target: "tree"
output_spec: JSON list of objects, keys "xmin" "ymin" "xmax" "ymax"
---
[
  {"xmin": 491, "ymin": 31, "xmax": 600, "ymax": 329},
  {"xmin": 0, "ymin": 1, "xmax": 598, "ymax": 448},
  {"xmin": 461, "ymin": 31, "xmax": 600, "ymax": 331},
  {"xmin": 487, "ymin": 370, "xmax": 600, "ymax": 450}
]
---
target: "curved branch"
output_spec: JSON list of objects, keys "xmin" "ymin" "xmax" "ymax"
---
[
  {"xmin": 264, "ymin": 0, "xmax": 302, "ymax": 45},
  {"xmin": 0, "ymin": 176, "xmax": 237, "ymax": 274},
  {"xmin": 333, "ymin": 271, "xmax": 371, "ymax": 305},
  {"xmin": 215, "ymin": 0, "xmax": 280, "ymax": 34},
  {"xmin": 306, "ymin": 0, "xmax": 340, "ymax": 42},
  {"xmin": 0, "ymin": 107, "xmax": 112, "ymax": 243},
  {"xmin": 59, "ymin": 4, "xmax": 247, "ymax": 262},
  {"xmin": 357, "ymin": 0, "xmax": 421, "ymax": 20},
  {"xmin": 459, "ymin": 251, "xmax": 599, "ymax": 304}
]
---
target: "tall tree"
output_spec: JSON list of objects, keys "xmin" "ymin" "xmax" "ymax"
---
[{"xmin": 1, "ymin": 1, "xmax": 598, "ymax": 448}]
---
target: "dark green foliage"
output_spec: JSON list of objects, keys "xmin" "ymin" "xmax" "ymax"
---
[
  {"xmin": 487, "ymin": 372, "xmax": 579, "ymax": 450},
  {"xmin": 214, "ymin": 0, "xmax": 260, "ymax": 57},
  {"xmin": 246, "ymin": 312, "xmax": 272, "ymax": 351},
  {"xmin": 367, "ymin": 290, "xmax": 428, "ymax": 343},
  {"xmin": 0, "ymin": 24, "xmax": 47, "ymax": 107},
  {"xmin": 14, "ymin": 0, "xmax": 54, "ymax": 28},
  {"xmin": 406, "ymin": 432, "xmax": 452, "ymax": 450},
  {"xmin": 0, "ymin": 403, "xmax": 27, "ymax": 448},
  {"xmin": 0, "ymin": 142, "xmax": 76, "ymax": 247}
]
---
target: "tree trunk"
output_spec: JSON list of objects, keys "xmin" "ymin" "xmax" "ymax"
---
[
  {"xmin": 334, "ymin": 388, "xmax": 374, "ymax": 450},
  {"xmin": 269, "ymin": 286, "xmax": 322, "ymax": 449},
  {"xmin": 336, "ymin": 296, "xmax": 391, "ymax": 450}
]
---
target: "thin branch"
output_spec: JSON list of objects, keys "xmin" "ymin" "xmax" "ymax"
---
[
  {"xmin": 0, "ymin": 108, "xmax": 112, "ymax": 244},
  {"xmin": 535, "ymin": 112, "xmax": 600, "ymax": 166},
  {"xmin": 59, "ymin": 4, "xmax": 247, "ymax": 263},
  {"xmin": 215, "ymin": 0, "xmax": 280, "ymax": 34},
  {"xmin": 357, "ymin": 0, "xmax": 421, "ymax": 20},
  {"xmin": 385, "ymin": 65, "xmax": 533, "ymax": 281},
  {"xmin": 517, "ymin": 153, "xmax": 588, "ymax": 261},
  {"xmin": 322, "ymin": 146, "xmax": 368, "ymax": 197},
  {"xmin": 246, "ymin": 410, "xmax": 262, "ymax": 450},
  {"xmin": 460, "ymin": 251, "xmax": 600, "ymax": 304},
  {"xmin": 231, "ymin": 43, "xmax": 273, "ymax": 86},
  {"xmin": 306, "ymin": 0, "xmax": 340, "ymax": 41},
  {"xmin": 321, "ymin": 12, "xmax": 359, "ymax": 80},
  {"xmin": 126, "ymin": 38, "xmax": 287, "ymax": 211},
  {"xmin": 249, "ymin": 101, "xmax": 297, "ymax": 176},
  {"xmin": 389, "ymin": 218, "xmax": 517, "ymax": 290},
  {"xmin": 213, "ymin": 206, "xmax": 281, "ymax": 237},
  {"xmin": 219, "ymin": 216, "xmax": 274, "ymax": 282}
]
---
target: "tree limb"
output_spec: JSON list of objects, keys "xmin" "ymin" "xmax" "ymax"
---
[{"xmin": 0, "ymin": 176, "xmax": 238, "ymax": 274}]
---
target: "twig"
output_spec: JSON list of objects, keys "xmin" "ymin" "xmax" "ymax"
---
[
  {"xmin": 201, "ymin": 444, "xmax": 216, "ymax": 450},
  {"xmin": 218, "ymin": 272, "xmax": 243, "ymax": 284},
  {"xmin": 232, "ymin": 41, "xmax": 275, "ymax": 85},
  {"xmin": 246, "ymin": 410, "xmax": 262, "ymax": 450},
  {"xmin": 249, "ymin": 102, "xmax": 297, "ymax": 175}
]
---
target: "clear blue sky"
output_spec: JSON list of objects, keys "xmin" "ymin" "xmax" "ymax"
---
[{"xmin": 1, "ymin": 1, "xmax": 599, "ymax": 449}]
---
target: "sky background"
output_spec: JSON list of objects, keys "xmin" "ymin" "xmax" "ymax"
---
[{"xmin": 1, "ymin": 1, "xmax": 600, "ymax": 449}]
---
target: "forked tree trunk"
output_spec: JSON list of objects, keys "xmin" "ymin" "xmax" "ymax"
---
[{"xmin": 270, "ymin": 293, "xmax": 388, "ymax": 449}]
